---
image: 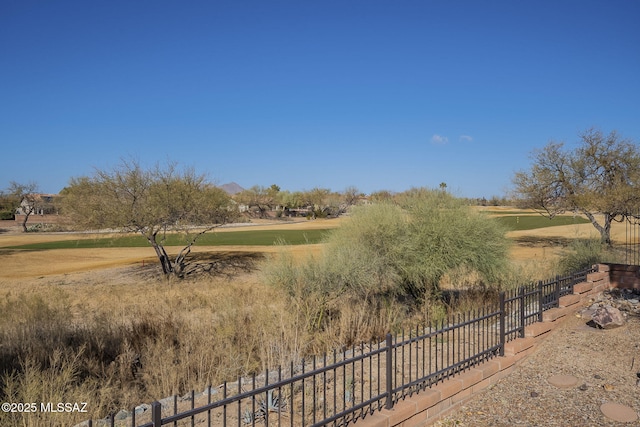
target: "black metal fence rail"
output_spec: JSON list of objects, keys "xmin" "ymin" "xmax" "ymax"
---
[
  {"xmin": 389, "ymin": 304, "xmax": 502, "ymax": 406},
  {"xmin": 84, "ymin": 266, "xmax": 595, "ymax": 427},
  {"xmin": 625, "ymin": 212, "xmax": 640, "ymax": 265}
]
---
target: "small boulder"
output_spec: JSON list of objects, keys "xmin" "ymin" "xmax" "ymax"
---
[
  {"xmin": 158, "ymin": 396, "xmax": 174, "ymax": 409},
  {"xmin": 203, "ymin": 386, "xmax": 218, "ymax": 396},
  {"xmin": 591, "ymin": 305, "xmax": 625, "ymax": 329},
  {"xmin": 115, "ymin": 410, "xmax": 130, "ymax": 421},
  {"xmin": 134, "ymin": 404, "xmax": 151, "ymax": 415}
]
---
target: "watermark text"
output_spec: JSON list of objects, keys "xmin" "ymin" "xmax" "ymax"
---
[{"xmin": 1, "ymin": 402, "xmax": 88, "ymax": 413}]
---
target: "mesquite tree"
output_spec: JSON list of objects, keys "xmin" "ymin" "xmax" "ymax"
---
[
  {"xmin": 3, "ymin": 182, "xmax": 40, "ymax": 232},
  {"xmin": 512, "ymin": 128, "xmax": 640, "ymax": 245},
  {"xmin": 61, "ymin": 160, "xmax": 236, "ymax": 277}
]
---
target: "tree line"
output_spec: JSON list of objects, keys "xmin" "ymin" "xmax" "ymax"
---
[
  {"xmin": 233, "ymin": 184, "xmax": 362, "ymax": 219},
  {"xmin": 3, "ymin": 126, "xmax": 639, "ymax": 278}
]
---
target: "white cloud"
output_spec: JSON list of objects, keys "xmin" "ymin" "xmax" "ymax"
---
[
  {"xmin": 459, "ymin": 135, "xmax": 473, "ymax": 142},
  {"xmin": 431, "ymin": 134, "xmax": 449, "ymax": 144}
]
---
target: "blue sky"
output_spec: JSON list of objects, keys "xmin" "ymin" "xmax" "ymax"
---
[{"xmin": 2, "ymin": 1, "xmax": 639, "ymax": 198}]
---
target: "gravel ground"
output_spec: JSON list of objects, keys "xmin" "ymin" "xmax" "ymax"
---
[{"xmin": 437, "ymin": 307, "xmax": 640, "ymax": 426}]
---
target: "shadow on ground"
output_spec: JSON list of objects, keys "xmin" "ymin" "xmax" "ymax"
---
[
  {"xmin": 187, "ymin": 251, "xmax": 265, "ymax": 277},
  {"xmin": 513, "ymin": 235, "xmax": 574, "ymax": 248},
  {"xmin": 130, "ymin": 251, "xmax": 266, "ymax": 280}
]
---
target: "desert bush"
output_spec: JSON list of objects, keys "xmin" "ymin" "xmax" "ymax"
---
[
  {"xmin": 268, "ymin": 189, "xmax": 511, "ymax": 298},
  {"xmin": 557, "ymin": 238, "xmax": 624, "ymax": 274},
  {"xmin": 263, "ymin": 189, "xmax": 511, "ymax": 348},
  {"xmin": 394, "ymin": 189, "xmax": 511, "ymax": 296},
  {"xmin": 0, "ymin": 210, "xmax": 14, "ymax": 220}
]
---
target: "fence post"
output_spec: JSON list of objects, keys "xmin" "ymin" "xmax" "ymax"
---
[
  {"xmin": 555, "ymin": 275, "xmax": 560, "ymax": 307},
  {"xmin": 499, "ymin": 292, "xmax": 505, "ymax": 356},
  {"xmin": 385, "ymin": 333, "xmax": 393, "ymax": 410},
  {"xmin": 152, "ymin": 401, "xmax": 162, "ymax": 427},
  {"xmin": 537, "ymin": 280, "xmax": 543, "ymax": 322},
  {"xmin": 519, "ymin": 286, "xmax": 525, "ymax": 338}
]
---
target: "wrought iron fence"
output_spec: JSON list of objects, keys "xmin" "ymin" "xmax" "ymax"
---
[
  {"xmin": 625, "ymin": 212, "xmax": 640, "ymax": 265},
  {"xmin": 83, "ymin": 266, "xmax": 595, "ymax": 427}
]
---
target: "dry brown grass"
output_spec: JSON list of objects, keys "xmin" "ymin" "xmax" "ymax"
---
[
  {"xmin": 0, "ymin": 212, "xmax": 628, "ymax": 425},
  {"xmin": 0, "ymin": 219, "xmax": 340, "ymax": 425},
  {"xmin": 0, "ymin": 218, "xmax": 337, "ymax": 279},
  {"xmin": 1, "ymin": 213, "xmax": 624, "ymax": 280}
]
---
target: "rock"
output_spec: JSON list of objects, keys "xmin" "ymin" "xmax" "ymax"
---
[
  {"xmin": 203, "ymin": 386, "xmax": 219, "ymax": 396},
  {"xmin": 603, "ymin": 383, "xmax": 615, "ymax": 391},
  {"xmin": 578, "ymin": 384, "xmax": 588, "ymax": 391},
  {"xmin": 591, "ymin": 305, "xmax": 626, "ymax": 329},
  {"xmin": 618, "ymin": 301, "xmax": 635, "ymax": 312},
  {"xmin": 115, "ymin": 410, "xmax": 130, "ymax": 421},
  {"xmin": 600, "ymin": 403, "xmax": 639, "ymax": 422},
  {"xmin": 547, "ymin": 374, "xmax": 579, "ymax": 389},
  {"xmin": 134, "ymin": 403, "xmax": 151, "ymax": 415},
  {"xmin": 530, "ymin": 391, "xmax": 539, "ymax": 397},
  {"xmin": 578, "ymin": 308, "xmax": 596, "ymax": 319},
  {"xmin": 158, "ymin": 396, "xmax": 174, "ymax": 409}
]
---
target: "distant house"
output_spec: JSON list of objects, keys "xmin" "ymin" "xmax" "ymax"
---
[
  {"xmin": 14, "ymin": 193, "xmax": 62, "ymax": 227},
  {"xmin": 15, "ymin": 193, "xmax": 58, "ymax": 216}
]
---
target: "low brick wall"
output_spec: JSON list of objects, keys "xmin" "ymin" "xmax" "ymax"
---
[
  {"xmin": 356, "ymin": 264, "xmax": 611, "ymax": 427},
  {"xmin": 608, "ymin": 263, "xmax": 640, "ymax": 290}
]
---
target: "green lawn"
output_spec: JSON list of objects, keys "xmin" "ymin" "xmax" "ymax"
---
[
  {"xmin": 495, "ymin": 215, "xmax": 590, "ymax": 231},
  {"xmin": 482, "ymin": 210, "xmax": 538, "ymax": 215},
  {"xmin": 7, "ymin": 229, "xmax": 331, "ymax": 250},
  {"xmin": 6, "ymin": 215, "xmax": 592, "ymax": 250}
]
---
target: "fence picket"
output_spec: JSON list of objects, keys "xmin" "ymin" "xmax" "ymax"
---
[{"xmin": 83, "ymin": 266, "xmax": 595, "ymax": 427}]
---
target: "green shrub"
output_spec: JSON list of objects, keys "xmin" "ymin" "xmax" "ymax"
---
[
  {"xmin": 394, "ymin": 189, "xmax": 511, "ymax": 297},
  {"xmin": 263, "ymin": 188, "xmax": 512, "ymax": 345},
  {"xmin": 315, "ymin": 191, "xmax": 511, "ymax": 300},
  {"xmin": 558, "ymin": 238, "xmax": 624, "ymax": 274},
  {"xmin": 558, "ymin": 238, "xmax": 601, "ymax": 273},
  {"xmin": 0, "ymin": 210, "xmax": 14, "ymax": 220}
]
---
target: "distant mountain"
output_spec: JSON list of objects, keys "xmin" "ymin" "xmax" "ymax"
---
[{"xmin": 220, "ymin": 182, "xmax": 244, "ymax": 195}]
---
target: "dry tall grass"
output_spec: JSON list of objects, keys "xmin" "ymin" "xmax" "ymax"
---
[
  {"xmin": 0, "ymin": 213, "xmax": 629, "ymax": 426},
  {"xmin": 0, "ymin": 266, "xmax": 305, "ymax": 426},
  {"xmin": 0, "ymin": 265, "xmax": 428, "ymax": 426}
]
